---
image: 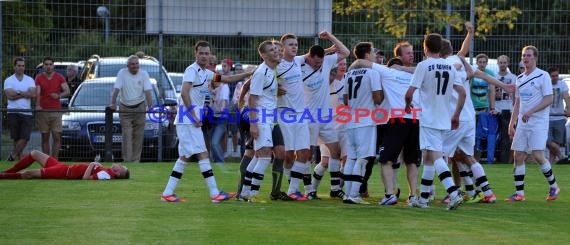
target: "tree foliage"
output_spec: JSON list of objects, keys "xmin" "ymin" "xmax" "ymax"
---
[{"xmin": 333, "ymin": 0, "xmax": 522, "ymax": 39}]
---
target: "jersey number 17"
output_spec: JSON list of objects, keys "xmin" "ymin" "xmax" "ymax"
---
[
  {"xmin": 436, "ymin": 71, "xmax": 450, "ymax": 95},
  {"xmin": 347, "ymin": 75, "xmax": 363, "ymax": 100}
]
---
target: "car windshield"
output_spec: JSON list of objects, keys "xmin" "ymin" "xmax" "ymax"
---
[
  {"xmin": 98, "ymin": 64, "xmax": 170, "ymax": 87},
  {"xmin": 169, "ymin": 74, "xmax": 183, "ymax": 93},
  {"xmin": 71, "ymin": 82, "xmax": 159, "ymax": 107}
]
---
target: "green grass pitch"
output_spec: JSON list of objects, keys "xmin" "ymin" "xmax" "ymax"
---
[{"xmin": 0, "ymin": 161, "xmax": 567, "ymax": 244}]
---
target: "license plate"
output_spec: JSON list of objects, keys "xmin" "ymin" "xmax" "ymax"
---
[{"xmin": 93, "ymin": 135, "xmax": 122, "ymax": 143}]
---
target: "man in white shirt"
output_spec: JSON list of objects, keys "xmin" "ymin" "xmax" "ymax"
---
[
  {"xmin": 300, "ymin": 31, "xmax": 349, "ymax": 200},
  {"xmin": 238, "ymin": 40, "xmax": 281, "ymax": 203},
  {"xmin": 161, "ymin": 40, "xmax": 251, "ymax": 203},
  {"xmin": 546, "ymin": 67, "xmax": 570, "ymax": 163},
  {"xmin": 342, "ymin": 42, "xmax": 383, "ymax": 205},
  {"xmin": 405, "ymin": 33, "xmax": 466, "ymax": 210},
  {"xmin": 507, "ymin": 45, "xmax": 560, "ymax": 202},
  {"xmin": 110, "ymin": 55, "xmax": 153, "ymax": 163},
  {"xmin": 4, "ymin": 57, "xmax": 36, "ymax": 161},
  {"xmin": 276, "ymin": 33, "xmax": 312, "ymax": 200}
]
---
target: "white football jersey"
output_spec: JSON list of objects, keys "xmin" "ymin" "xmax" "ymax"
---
[
  {"xmin": 515, "ymin": 68, "xmax": 552, "ymax": 129},
  {"xmin": 249, "ymin": 62, "xmax": 278, "ymax": 112},
  {"xmin": 176, "ymin": 62, "xmax": 213, "ymax": 125},
  {"xmin": 301, "ymin": 53, "xmax": 338, "ymax": 117},
  {"xmin": 342, "ymin": 68, "xmax": 381, "ymax": 129},
  {"xmin": 410, "ymin": 57, "xmax": 462, "ymax": 130},
  {"xmin": 329, "ymin": 79, "xmax": 344, "ymax": 118},
  {"xmin": 372, "ymin": 63, "xmax": 419, "ymax": 120},
  {"xmin": 445, "ymin": 55, "xmax": 475, "ymax": 122},
  {"xmin": 276, "ymin": 56, "xmax": 305, "ymax": 112}
]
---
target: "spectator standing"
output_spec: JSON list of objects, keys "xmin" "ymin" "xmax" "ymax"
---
[
  {"xmin": 495, "ymin": 55, "xmax": 517, "ymax": 111},
  {"xmin": 35, "ymin": 57, "xmax": 70, "ymax": 159},
  {"xmin": 220, "ymin": 58, "xmax": 234, "ymax": 157},
  {"xmin": 546, "ymin": 67, "xmax": 570, "ymax": 163},
  {"xmin": 209, "ymin": 80, "xmax": 230, "ymax": 163},
  {"xmin": 110, "ymin": 55, "xmax": 153, "ymax": 163},
  {"xmin": 230, "ymin": 63, "xmax": 246, "ymax": 157},
  {"xmin": 4, "ymin": 57, "xmax": 36, "ymax": 161},
  {"xmin": 471, "ymin": 53, "xmax": 497, "ymax": 163},
  {"xmin": 495, "ymin": 55, "xmax": 518, "ymax": 164},
  {"xmin": 66, "ymin": 64, "xmax": 81, "ymax": 97}
]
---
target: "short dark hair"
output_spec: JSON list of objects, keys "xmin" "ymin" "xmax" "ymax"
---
[
  {"xmin": 194, "ymin": 40, "xmax": 210, "ymax": 52},
  {"xmin": 309, "ymin": 45, "xmax": 325, "ymax": 58},
  {"xmin": 424, "ymin": 33, "xmax": 442, "ymax": 54},
  {"xmin": 353, "ymin": 42, "xmax": 373, "ymax": 59},
  {"xmin": 547, "ymin": 66, "xmax": 559, "ymax": 74},
  {"xmin": 440, "ymin": 39, "xmax": 453, "ymax": 56},
  {"xmin": 387, "ymin": 57, "xmax": 403, "ymax": 67},
  {"xmin": 43, "ymin": 56, "xmax": 55, "ymax": 64},
  {"xmin": 476, "ymin": 53, "xmax": 489, "ymax": 62},
  {"xmin": 13, "ymin": 57, "xmax": 25, "ymax": 66}
]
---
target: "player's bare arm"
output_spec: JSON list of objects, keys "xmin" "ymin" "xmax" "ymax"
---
[
  {"xmin": 404, "ymin": 87, "xmax": 417, "ymax": 112},
  {"xmin": 248, "ymin": 94, "xmax": 260, "ymax": 139},
  {"xmin": 508, "ymin": 97, "xmax": 520, "ymax": 138},
  {"xmin": 238, "ymin": 78, "xmax": 251, "ymax": 109},
  {"xmin": 319, "ymin": 30, "xmax": 350, "ymax": 62},
  {"xmin": 522, "ymin": 94, "xmax": 553, "ymax": 123},
  {"xmin": 180, "ymin": 81, "xmax": 201, "ymax": 127},
  {"xmin": 457, "ymin": 21, "xmax": 474, "ymax": 57},
  {"xmin": 372, "ymin": 90, "xmax": 383, "ymax": 105},
  {"xmin": 220, "ymin": 70, "xmax": 253, "ymax": 83},
  {"xmin": 82, "ymin": 162, "xmax": 102, "ymax": 180},
  {"xmin": 563, "ymin": 91, "xmax": 570, "ymax": 117}
]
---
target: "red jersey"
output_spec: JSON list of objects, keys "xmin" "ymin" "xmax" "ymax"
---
[
  {"xmin": 40, "ymin": 158, "xmax": 117, "ymax": 180},
  {"xmin": 35, "ymin": 72, "xmax": 66, "ymax": 109},
  {"xmin": 66, "ymin": 164, "xmax": 117, "ymax": 180}
]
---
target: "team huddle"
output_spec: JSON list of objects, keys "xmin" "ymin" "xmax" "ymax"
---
[
  {"xmin": 156, "ymin": 20, "xmax": 560, "ymax": 209},
  {"xmin": 2, "ymin": 24, "xmax": 560, "ymax": 210}
]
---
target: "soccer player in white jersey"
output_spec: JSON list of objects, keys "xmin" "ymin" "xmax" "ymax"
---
[
  {"xmin": 298, "ymin": 31, "xmax": 349, "ymax": 200},
  {"xmin": 405, "ymin": 33, "xmax": 466, "ymax": 210},
  {"xmin": 276, "ymin": 33, "xmax": 312, "ymax": 200},
  {"xmin": 161, "ymin": 40, "xmax": 252, "ymax": 203},
  {"xmin": 506, "ymin": 45, "xmax": 560, "ymax": 202},
  {"xmin": 313, "ymin": 60, "xmax": 349, "ymax": 199},
  {"xmin": 341, "ymin": 42, "xmax": 383, "ymax": 204},
  {"xmin": 237, "ymin": 40, "xmax": 281, "ymax": 203},
  {"xmin": 440, "ymin": 38, "xmax": 514, "ymax": 204}
]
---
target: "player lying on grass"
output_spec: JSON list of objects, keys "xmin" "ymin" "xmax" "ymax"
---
[{"xmin": 0, "ymin": 150, "xmax": 129, "ymax": 180}]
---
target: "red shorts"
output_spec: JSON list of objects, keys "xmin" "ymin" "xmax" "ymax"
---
[{"xmin": 40, "ymin": 157, "xmax": 69, "ymax": 179}]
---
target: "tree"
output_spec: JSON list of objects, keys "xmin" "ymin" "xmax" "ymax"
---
[
  {"xmin": 2, "ymin": 0, "xmax": 54, "ymax": 77},
  {"xmin": 333, "ymin": 0, "xmax": 522, "ymax": 39}
]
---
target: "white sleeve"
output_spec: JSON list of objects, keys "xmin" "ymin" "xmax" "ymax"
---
[
  {"xmin": 369, "ymin": 70, "xmax": 381, "ymax": 92},
  {"xmin": 4, "ymin": 78, "xmax": 13, "ymax": 90},
  {"xmin": 410, "ymin": 63, "xmax": 424, "ymax": 88},
  {"xmin": 221, "ymin": 85, "xmax": 230, "ymax": 100},
  {"xmin": 183, "ymin": 67, "xmax": 198, "ymax": 85},
  {"xmin": 96, "ymin": 171, "xmax": 111, "ymax": 180},
  {"xmin": 249, "ymin": 71, "xmax": 264, "ymax": 96},
  {"xmin": 143, "ymin": 71, "xmax": 152, "ymax": 91},
  {"xmin": 542, "ymin": 73, "xmax": 553, "ymax": 96},
  {"xmin": 114, "ymin": 70, "xmax": 124, "ymax": 89},
  {"xmin": 451, "ymin": 67, "xmax": 462, "ymax": 86}
]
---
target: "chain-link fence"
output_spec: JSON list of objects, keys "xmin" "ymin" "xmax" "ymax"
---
[{"xmin": 2, "ymin": 0, "xmax": 569, "ymax": 161}]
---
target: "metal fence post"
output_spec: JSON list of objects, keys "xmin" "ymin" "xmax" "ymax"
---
[{"xmin": 104, "ymin": 106, "xmax": 114, "ymax": 162}]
